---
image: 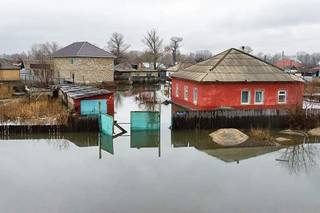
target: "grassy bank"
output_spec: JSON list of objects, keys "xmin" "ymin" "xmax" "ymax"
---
[{"xmin": 0, "ymin": 98, "xmax": 69, "ymax": 125}]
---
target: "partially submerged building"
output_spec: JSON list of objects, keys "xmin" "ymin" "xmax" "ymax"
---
[
  {"xmin": 171, "ymin": 48, "xmax": 304, "ymax": 111},
  {"xmin": 59, "ymin": 84, "xmax": 114, "ymax": 116},
  {"xmin": 52, "ymin": 42, "xmax": 115, "ymax": 84},
  {"xmin": 0, "ymin": 58, "xmax": 20, "ymax": 81}
]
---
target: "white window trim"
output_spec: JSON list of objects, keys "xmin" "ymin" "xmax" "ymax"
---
[
  {"xmin": 278, "ymin": 90, "xmax": 287, "ymax": 104},
  {"xmin": 241, "ymin": 89, "xmax": 251, "ymax": 105},
  {"xmin": 184, "ymin": 86, "xmax": 189, "ymax": 101},
  {"xmin": 175, "ymin": 84, "xmax": 179, "ymax": 97},
  {"xmin": 254, "ymin": 90, "xmax": 264, "ymax": 105},
  {"xmin": 193, "ymin": 87, "xmax": 198, "ymax": 105}
]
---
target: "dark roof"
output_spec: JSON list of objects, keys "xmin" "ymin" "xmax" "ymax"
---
[
  {"xmin": 171, "ymin": 48, "xmax": 304, "ymax": 83},
  {"xmin": 114, "ymin": 62, "xmax": 137, "ymax": 72},
  {"xmin": 59, "ymin": 84, "xmax": 112, "ymax": 99},
  {"xmin": 0, "ymin": 58, "xmax": 19, "ymax": 70},
  {"xmin": 51, "ymin": 42, "xmax": 115, "ymax": 58}
]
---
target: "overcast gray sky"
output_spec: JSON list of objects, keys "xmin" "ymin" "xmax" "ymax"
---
[{"xmin": 1, "ymin": 0, "xmax": 319, "ymax": 55}]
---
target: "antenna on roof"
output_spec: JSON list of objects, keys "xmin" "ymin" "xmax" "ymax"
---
[{"xmin": 241, "ymin": 46, "xmax": 245, "ymax": 51}]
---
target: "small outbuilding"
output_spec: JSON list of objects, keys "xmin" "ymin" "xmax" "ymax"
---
[
  {"xmin": 52, "ymin": 41, "xmax": 115, "ymax": 84},
  {"xmin": 171, "ymin": 48, "xmax": 304, "ymax": 110},
  {"xmin": 0, "ymin": 58, "xmax": 20, "ymax": 81},
  {"xmin": 59, "ymin": 85, "xmax": 114, "ymax": 116}
]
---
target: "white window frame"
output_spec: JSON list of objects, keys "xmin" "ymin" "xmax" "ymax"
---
[
  {"xmin": 193, "ymin": 87, "xmax": 198, "ymax": 105},
  {"xmin": 278, "ymin": 90, "xmax": 287, "ymax": 104},
  {"xmin": 175, "ymin": 83, "xmax": 179, "ymax": 97},
  {"xmin": 184, "ymin": 85, "xmax": 189, "ymax": 101},
  {"xmin": 254, "ymin": 90, "xmax": 264, "ymax": 105},
  {"xmin": 241, "ymin": 89, "xmax": 251, "ymax": 105}
]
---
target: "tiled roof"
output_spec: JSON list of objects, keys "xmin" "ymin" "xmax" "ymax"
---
[
  {"xmin": 171, "ymin": 48, "xmax": 304, "ymax": 83},
  {"xmin": 275, "ymin": 59, "xmax": 303, "ymax": 69},
  {"xmin": 51, "ymin": 42, "xmax": 115, "ymax": 58}
]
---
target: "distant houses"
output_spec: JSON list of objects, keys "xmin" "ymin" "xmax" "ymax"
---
[
  {"xmin": 51, "ymin": 41, "xmax": 115, "ymax": 84},
  {"xmin": 0, "ymin": 58, "xmax": 20, "ymax": 81},
  {"xmin": 171, "ymin": 48, "xmax": 305, "ymax": 111},
  {"xmin": 275, "ymin": 59, "xmax": 303, "ymax": 73}
]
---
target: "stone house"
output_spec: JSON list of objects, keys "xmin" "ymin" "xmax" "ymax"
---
[{"xmin": 51, "ymin": 41, "xmax": 115, "ymax": 84}]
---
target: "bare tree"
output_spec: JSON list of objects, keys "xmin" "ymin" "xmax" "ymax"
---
[
  {"xmin": 107, "ymin": 32, "xmax": 130, "ymax": 64},
  {"xmin": 168, "ymin": 37, "xmax": 183, "ymax": 65},
  {"xmin": 194, "ymin": 50, "xmax": 212, "ymax": 63},
  {"xmin": 28, "ymin": 42, "xmax": 59, "ymax": 86},
  {"xmin": 29, "ymin": 42, "xmax": 59, "ymax": 59},
  {"xmin": 143, "ymin": 29, "xmax": 163, "ymax": 70}
]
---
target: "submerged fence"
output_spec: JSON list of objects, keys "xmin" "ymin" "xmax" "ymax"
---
[{"xmin": 172, "ymin": 109, "xmax": 320, "ymax": 130}]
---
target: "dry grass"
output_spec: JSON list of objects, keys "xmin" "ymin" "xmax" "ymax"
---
[
  {"xmin": 0, "ymin": 98, "xmax": 69, "ymax": 125},
  {"xmin": 249, "ymin": 128, "xmax": 274, "ymax": 142}
]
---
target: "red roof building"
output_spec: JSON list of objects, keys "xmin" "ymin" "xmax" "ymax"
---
[
  {"xmin": 275, "ymin": 59, "xmax": 303, "ymax": 70},
  {"xmin": 171, "ymin": 48, "xmax": 304, "ymax": 111}
]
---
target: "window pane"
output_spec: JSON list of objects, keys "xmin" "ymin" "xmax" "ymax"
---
[
  {"xmin": 193, "ymin": 88, "xmax": 198, "ymax": 104},
  {"xmin": 255, "ymin": 91, "xmax": 263, "ymax": 103},
  {"xmin": 242, "ymin": 91, "xmax": 249, "ymax": 103}
]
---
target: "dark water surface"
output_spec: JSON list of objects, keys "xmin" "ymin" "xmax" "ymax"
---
[{"xmin": 0, "ymin": 85, "xmax": 320, "ymax": 213}]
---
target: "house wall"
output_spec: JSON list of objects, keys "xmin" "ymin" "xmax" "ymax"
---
[
  {"xmin": 0, "ymin": 70, "xmax": 20, "ymax": 81},
  {"xmin": 53, "ymin": 57, "xmax": 114, "ymax": 83},
  {"xmin": 172, "ymin": 78, "xmax": 304, "ymax": 110},
  {"xmin": 73, "ymin": 94, "xmax": 114, "ymax": 116}
]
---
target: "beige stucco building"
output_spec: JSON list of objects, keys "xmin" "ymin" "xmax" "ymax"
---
[{"xmin": 52, "ymin": 41, "xmax": 115, "ymax": 84}]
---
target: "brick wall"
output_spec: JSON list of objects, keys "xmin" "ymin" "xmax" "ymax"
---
[{"xmin": 53, "ymin": 57, "xmax": 114, "ymax": 83}]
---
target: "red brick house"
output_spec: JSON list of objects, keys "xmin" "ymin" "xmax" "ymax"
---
[{"xmin": 171, "ymin": 48, "xmax": 304, "ymax": 111}]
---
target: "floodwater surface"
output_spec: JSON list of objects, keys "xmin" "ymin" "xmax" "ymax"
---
[{"xmin": 0, "ymin": 85, "xmax": 319, "ymax": 213}]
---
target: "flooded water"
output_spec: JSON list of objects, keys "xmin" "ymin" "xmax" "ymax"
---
[{"xmin": 0, "ymin": 85, "xmax": 320, "ymax": 213}]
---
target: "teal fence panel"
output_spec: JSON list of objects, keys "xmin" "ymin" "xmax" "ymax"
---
[
  {"xmin": 131, "ymin": 111, "xmax": 160, "ymax": 131},
  {"xmin": 80, "ymin": 99, "xmax": 107, "ymax": 116},
  {"xmin": 100, "ymin": 114, "xmax": 113, "ymax": 136},
  {"xmin": 100, "ymin": 134, "xmax": 114, "ymax": 154},
  {"xmin": 131, "ymin": 130, "xmax": 160, "ymax": 148}
]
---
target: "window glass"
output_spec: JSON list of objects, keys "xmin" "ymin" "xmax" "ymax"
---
[
  {"xmin": 184, "ymin": 86, "xmax": 189, "ymax": 101},
  {"xmin": 193, "ymin": 88, "xmax": 198, "ymax": 104},
  {"xmin": 175, "ymin": 84, "xmax": 179, "ymax": 97},
  {"xmin": 255, "ymin": 90, "xmax": 264, "ymax": 104},
  {"xmin": 278, "ymin": 90, "xmax": 287, "ymax": 103},
  {"xmin": 241, "ymin": 90, "xmax": 250, "ymax": 104}
]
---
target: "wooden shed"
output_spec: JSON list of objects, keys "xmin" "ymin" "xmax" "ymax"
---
[
  {"xmin": 59, "ymin": 85, "xmax": 114, "ymax": 116},
  {"xmin": 0, "ymin": 58, "xmax": 20, "ymax": 81},
  {"xmin": 171, "ymin": 48, "xmax": 305, "ymax": 111}
]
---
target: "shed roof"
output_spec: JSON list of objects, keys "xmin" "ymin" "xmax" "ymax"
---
[
  {"xmin": 0, "ymin": 58, "xmax": 19, "ymax": 70},
  {"xmin": 51, "ymin": 42, "xmax": 115, "ymax": 58},
  {"xmin": 59, "ymin": 84, "xmax": 112, "ymax": 99},
  {"xmin": 171, "ymin": 48, "xmax": 304, "ymax": 83},
  {"xmin": 166, "ymin": 63, "xmax": 193, "ymax": 72},
  {"xmin": 114, "ymin": 62, "xmax": 137, "ymax": 72}
]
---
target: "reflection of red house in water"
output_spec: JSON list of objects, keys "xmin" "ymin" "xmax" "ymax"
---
[{"xmin": 171, "ymin": 48, "xmax": 304, "ymax": 111}]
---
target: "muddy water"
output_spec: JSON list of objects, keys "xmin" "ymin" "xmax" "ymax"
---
[{"xmin": 0, "ymin": 85, "xmax": 319, "ymax": 213}]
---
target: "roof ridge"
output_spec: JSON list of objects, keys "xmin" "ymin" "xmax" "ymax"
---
[
  {"xmin": 209, "ymin": 48, "xmax": 233, "ymax": 72},
  {"xmin": 231, "ymin": 48, "xmax": 285, "ymax": 73},
  {"xmin": 76, "ymin": 41, "xmax": 87, "ymax": 56}
]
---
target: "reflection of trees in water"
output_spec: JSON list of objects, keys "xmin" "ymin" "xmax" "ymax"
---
[
  {"xmin": 114, "ymin": 92, "xmax": 123, "ymax": 108},
  {"xmin": 279, "ymin": 139, "xmax": 319, "ymax": 174},
  {"xmin": 46, "ymin": 139, "xmax": 70, "ymax": 151}
]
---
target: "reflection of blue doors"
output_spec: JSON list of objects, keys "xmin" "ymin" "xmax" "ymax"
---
[
  {"xmin": 80, "ymin": 99, "xmax": 107, "ymax": 115},
  {"xmin": 100, "ymin": 134, "xmax": 114, "ymax": 155}
]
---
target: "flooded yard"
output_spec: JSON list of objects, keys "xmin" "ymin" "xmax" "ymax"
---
[{"xmin": 0, "ymin": 85, "xmax": 319, "ymax": 213}]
